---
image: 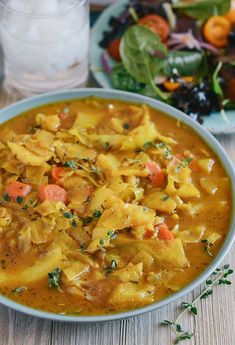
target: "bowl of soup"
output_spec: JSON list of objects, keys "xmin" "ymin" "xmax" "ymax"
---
[{"xmin": 0, "ymin": 89, "xmax": 234, "ymax": 322}]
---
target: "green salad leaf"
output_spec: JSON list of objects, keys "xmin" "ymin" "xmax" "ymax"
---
[
  {"xmin": 173, "ymin": 0, "xmax": 231, "ymax": 21},
  {"xmin": 111, "ymin": 63, "xmax": 143, "ymax": 92},
  {"xmin": 120, "ymin": 25, "xmax": 169, "ymax": 100},
  {"xmin": 212, "ymin": 62, "xmax": 223, "ymax": 97},
  {"xmin": 163, "ymin": 51, "xmax": 208, "ymax": 77}
]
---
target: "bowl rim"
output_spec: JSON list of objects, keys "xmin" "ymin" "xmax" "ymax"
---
[{"xmin": 0, "ymin": 88, "xmax": 234, "ymax": 323}]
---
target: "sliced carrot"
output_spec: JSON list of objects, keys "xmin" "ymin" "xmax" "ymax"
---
[
  {"xmin": 203, "ymin": 16, "xmax": 231, "ymax": 48},
  {"xmin": 52, "ymin": 167, "xmax": 67, "ymax": 181},
  {"xmin": 144, "ymin": 229, "xmax": 154, "ymax": 239},
  {"xmin": 156, "ymin": 223, "xmax": 174, "ymax": 241},
  {"xmin": 188, "ymin": 158, "xmax": 199, "ymax": 172},
  {"xmin": 38, "ymin": 184, "xmax": 68, "ymax": 203},
  {"xmin": 5, "ymin": 181, "xmax": 32, "ymax": 199},
  {"xmin": 146, "ymin": 161, "xmax": 166, "ymax": 187},
  {"xmin": 163, "ymin": 76, "xmax": 194, "ymax": 92}
]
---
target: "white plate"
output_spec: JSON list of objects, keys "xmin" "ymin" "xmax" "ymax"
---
[{"xmin": 90, "ymin": 0, "xmax": 235, "ymax": 135}]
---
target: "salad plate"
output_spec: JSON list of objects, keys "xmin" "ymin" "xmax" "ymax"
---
[{"xmin": 90, "ymin": 0, "xmax": 235, "ymax": 135}]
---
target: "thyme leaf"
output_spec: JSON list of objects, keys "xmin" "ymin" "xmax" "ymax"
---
[
  {"xmin": 63, "ymin": 160, "xmax": 77, "ymax": 170},
  {"xmin": 3, "ymin": 193, "xmax": 10, "ymax": 202},
  {"xmin": 48, "ymin": 268, "xmax": 61, "ymax": 288},
  {"xmin": 175, "ymin": 157, "xmax": 192, "ymax": 173},
  {"xmin": 106, "ymin": 260, "xmax": 117, "ymax": 274}
]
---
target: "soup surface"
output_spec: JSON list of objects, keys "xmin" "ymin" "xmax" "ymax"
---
[{"xmin": 0, "ymin": 98, "xmax": 231, "ymax": 316}]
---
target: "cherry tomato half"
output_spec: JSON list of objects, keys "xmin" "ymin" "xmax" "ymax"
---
[
  {"xmin": 139, "ymin": 14, "xmax": 170, "ymax": 42},
  {"xmin": 107, "ymin": 38, "xmax": 121, "ymax": 62}
]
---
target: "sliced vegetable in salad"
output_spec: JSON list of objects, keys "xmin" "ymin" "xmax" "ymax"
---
[{"xmin": 99, "ymin": 0, "xmax": 235, "ymax": 123}]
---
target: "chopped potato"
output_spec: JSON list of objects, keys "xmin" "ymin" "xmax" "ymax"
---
[{"xmin": 200, "ymin": 177, "xmax": 218, "ymax": 194}]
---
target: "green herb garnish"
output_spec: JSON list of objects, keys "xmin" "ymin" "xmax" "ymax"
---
[
  {"xmin": 161, "ymin": 195, "xmax": 169, "ymax": 201},
  {"xmin": 156, "ymin": 142, "xmax": 166, "ymax": 149},
  {"xmin": 164, "ymin": 147, "xmax": 172, "ymax": 160},
  {"xmin": 106, "ymin": 260, "xmax": 117, "ymax": 274},
  {"xmin": 48, "ymin": 268, "xmax": 61, "ymax": 288},
  {"xmin": 16, "ymin": 196, "xmax": 23, "ymax": 204},
  {"xmin": 99, "ymin": 239, "xmax": 105, "ymax": 246},
  {"xmin": 175, "ymin": 157, "xmax": 192, "ymax": 173},
  {"xmin": 107, "ymin": 230, "xmax": 116, "ymax": 240},
  {"xmin": 71, "ymin": 220, "xmax": 78, "ymax": 227},
  {"xmin": 82, "ymin": 217, "xmax": 93, "ymax": 226},
  {"xmin": 123, "ymin": 123, "xmax": 130, "ymax": 129},
  {"xmin": 93, "ymin": 210, "xmax": 102, "ymax": 219},
  {"xmin": 103, "ymin": 142, "xmax": 110, "ymax": 150},
  {"xmin": 161, "ymin": 265, "xmax": 233, "ymax": 344},
  {"xmin": 63, "ymin": 212, "xmax": 73, "ymax": 219},
  {"xmin": 3, "ymin": 193, "xmax": 10, "ymax": 202},
  {"xmin": 143, "ymin": 141, "xmax": 155, "ymax": 149},
  {"xmin": 63, "ymin": 160, "xmax": 77, "ymax": 170}
]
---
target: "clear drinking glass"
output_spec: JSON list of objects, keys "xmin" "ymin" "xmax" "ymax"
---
[{"xmin": 0, "ymin": 0, "xmax": 90, "ymax": 96}]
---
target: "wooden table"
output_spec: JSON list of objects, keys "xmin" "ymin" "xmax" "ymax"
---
[{"xmin": 0, "ymin": 83, "xmax": 235, "ymax": 345}]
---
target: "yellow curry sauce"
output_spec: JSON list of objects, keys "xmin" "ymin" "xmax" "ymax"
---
[{"xmin": 0, "ymin": 98, "xmax": 231, "ymax": 316}]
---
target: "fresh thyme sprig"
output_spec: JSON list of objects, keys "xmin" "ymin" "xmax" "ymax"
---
[
  {"xmin": 162, "ymin": 264, "xmax": 233, "ymax": 344},
  {"xmin": 63, "ymin": 160, "xmax": 100, "ymax": 175}
]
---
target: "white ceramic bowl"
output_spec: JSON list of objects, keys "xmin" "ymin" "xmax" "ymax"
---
[{"xmin": 0, "ymin": 88, "xmax": 234, "ymax": 322}]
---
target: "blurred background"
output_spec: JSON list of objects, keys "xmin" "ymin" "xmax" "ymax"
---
[{"xmin": 0, "ymin": 0, "xmax": 114, "ymax": 95}]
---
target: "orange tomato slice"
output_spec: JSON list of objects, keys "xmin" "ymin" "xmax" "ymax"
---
[{"xmin": 203, "ymin": 16, "xmax": 231, "ymax": 48}]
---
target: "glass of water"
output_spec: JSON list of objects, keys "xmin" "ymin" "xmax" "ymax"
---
[{"xmin": 0, "ymin": 0, "xmax": 90, "ymax": 96}]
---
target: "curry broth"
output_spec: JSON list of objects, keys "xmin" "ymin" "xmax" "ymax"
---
[{"xmin": 0, "ymin": 98, "xmax": 231, "ymax": 316}]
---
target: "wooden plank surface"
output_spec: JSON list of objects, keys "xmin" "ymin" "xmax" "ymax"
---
[{"xmin": 0, "ymin": 86, "xmax": 234, "ymax": 345}]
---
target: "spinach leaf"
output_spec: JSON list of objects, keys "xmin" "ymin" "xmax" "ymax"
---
[
  {"xmin": 212, "ymin": 62, "xmax": 223, "ymax": 97},
  {"xmin": 48, "ymin": 267, "xmax": 61, "ymax": 288},
  {"xmin": 163, "ymin": 51, "xmax": 208, "ymax": 77},
  {"xmin": 120, "ymin": 25, "xmax": 169, "ymax": 100},
  {"xmin": 173, "ymin": 0, "xmax": 231, "ymax": 21},
  {"xmin": 111, "ymin": 63, "xmax": 143, "ymax": 92}
]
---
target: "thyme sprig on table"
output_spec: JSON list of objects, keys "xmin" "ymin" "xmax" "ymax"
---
[{"xmin": 162, "ymin": 264, "xmax": 233, "ymax": 344}]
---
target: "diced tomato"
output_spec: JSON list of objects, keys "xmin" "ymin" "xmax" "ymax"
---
[
  {"xmin": 5, "ymin": 181, "xmax": 32, "ymax": 200},
  {"xmin": 38, "ymin": 184, "xmax": 68, "ymax": 203},
  {"xmin": 107, "ymin": 39, "xmax": 121, "ymax": 61},
  {"xmin": 156, "ymin": 223, "xmax": 174, "ymax": 241},
  {"xmin": 146, "ymin": 161, "xmax": 166, "ymax": 187},
  {"xmin": 139, "ymin": 14, "xmax": 170, "ymax": 42},
  {"xmin": 52, "ymin": 167, "xmax": 67, "ymax": 181}
]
